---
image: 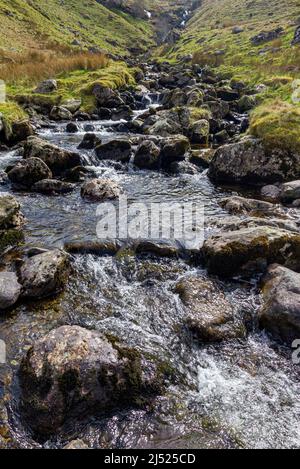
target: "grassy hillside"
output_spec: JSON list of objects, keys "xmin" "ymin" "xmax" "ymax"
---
[
  {"xmin": 0, "ymin": 0, "xmax": 154, "ymax": 57},
  {"xmin": 166, "ymin": 0, "xmax": 299, "ymax": 90}
]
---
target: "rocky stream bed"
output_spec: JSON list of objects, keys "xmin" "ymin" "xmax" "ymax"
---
[{"xmin": 0, "ymin": 61, "xmax": 300, "ymax": 449}]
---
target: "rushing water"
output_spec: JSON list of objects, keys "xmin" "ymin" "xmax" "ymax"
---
[{"xmin": 0, "ymin": 93, "xmax": 300, "ymax": 449}]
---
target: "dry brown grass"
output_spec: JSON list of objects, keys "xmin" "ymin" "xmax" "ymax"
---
[
  {"xmin": 0, "ymin": 50, "xmax": 109, "ymax": 85},
  {"xmin": 192, "ymin": 50, "xmax": 225, "ymax": 67}
]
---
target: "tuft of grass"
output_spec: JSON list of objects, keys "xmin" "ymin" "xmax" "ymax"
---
[
  {"xmin": 249, "ymin": 100, "xmax": 300, "ymax": 154},
  {"xmin": 0, "ymin": 101, "xmax": 27, "ymax": 127}
]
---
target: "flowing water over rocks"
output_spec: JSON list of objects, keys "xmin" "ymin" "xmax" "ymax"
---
[{"xmin": 0, "ymin": 63, "xmax": 300, "ymax": 450}]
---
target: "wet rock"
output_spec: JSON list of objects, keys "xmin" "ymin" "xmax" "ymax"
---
[
  {"xmin": 220, "ymin": 196, "xmax": 284, "ymax": 218},
  {"xmin": 7, "ymin": 157, "xmax": 52, "ymax": 188},
  {"xmin": 81, "ymin": 178, "xmax": 121, "ymax": 202},
  {"xmin": 175, "ymin": 277, "xmax": 245, "ymax": 342},
  {"xmin": 214, "ymin": 129, "xmax": 229, "ymax": 144},
  {"xmin": 19, "ymin": 325, "xmax": 169, "ymax": 435},
  {"xmin": 260, "ymin": 265, "xmax": 300, "ymax": 344},
  {"xmin": 160, "ymin": 135, "xmax": 190, "ymax": 168},
  {"xmin": 78, "ymin": 133, "xmax": 101, "ymax": 150},
  {"xmin": 34, "ymin": 79, "xmax": 57, "ymax": 94},
  {"xmin": 261, "ymin": 184, "xmax": 281, "ymax": 203},
  {"xmin": 24, "ymin": 136, "xmax": 82, "ymax": 175},
  {"xmin": 50, "ymin": 106, "xmax": 73, "ymax": 121},
  {"xmin": 20, "ymin": 249, "xmax": 70, "ymax": 298},
  {"xmin": 134, "ymin": 140, "xmax": 161, "ymax": 170},
  {"xmin": 64, "ymin": 165, "xmax": 96, "ymax": 182},
  {"xmin": 210, "ymin": 216, "xmax": 299, "ymax": 234},
  {"xmin": 32, "ymin": 179, "xmax": 75, "ymax": 195},
  {"xmin": 0, "ymin": 194, "xmax": 23, "ymax": 229},
  {"xmin": 190, "ymin": 119, "xmax": 210, "ymax": 144},
  {"xmin": 135, "ymin": 239, "xmax": 181, "ymax": 258},
  {"xmin": 66, "ymin": 122, "xmax": 79, "ymax": 133},
  {"xmin": 95, "ymin": 139, "xmax": 132, "ymax": 163},
  {"xmin": 64, "ymin": 240, "xmax": 122, "ymax": 256},
  {"xmin": 98, "ymin": 108, "xmax": 112, "ymax": 120},
  {"xmin": 0, "ymin": 171, "xmax": 9, "ymax": 185},
  {"xmin": 111, "ymin": 106, "xmax": 133, "ymax": 121},
  {"xmin": 202, "ymin": 226, "xmax": 300, "ymax": 277},
  {"xmin": 168, "ymin": 160, "xmax": 199, "ymax": 175},
  {"xmin": 280, "ymin": 180, "xmax": 300, "ymax": 203},
  {"xmin": 209, "ymin": 137, "xmax": 300, "ymax": 184},
  {"xmin": 0, "ymin": 271, "xmax": 21, "ymax": 310},
  {"xmin": 206, "ymin": 100, "xmax": 230, "ymax": 119}
]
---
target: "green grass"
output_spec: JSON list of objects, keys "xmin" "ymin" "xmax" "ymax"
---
[
  {"xmin": 0, "ymin": 0, "xmax": 155, "ymax": 56},
  {"xmin": 249, "ymin": 100, "xmax": 300, "ymax": 154},
  {"xmin": 8, "ymin": 61, "xmax": 137, "ymax": 113},
  {"xmin": 0, "ymin": 101, "xmax": 27, "ymax": 130}
]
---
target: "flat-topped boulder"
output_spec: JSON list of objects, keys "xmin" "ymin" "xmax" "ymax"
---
[
  {"xmin": 260, "ymin": 265, "xmax": 300, "ymax": 344},
  {"xmin": 202, "ymin": 226, "xmax": 300, "ymax": 277},
  {"xmin": 95, "ymin": 139, "xmax": 132, "ymax": 163},
  {"xmin": 24, "ymin": 136, "xmax": 82, "ymax": 176},
  {"xmin": 220, "ymin": 196, "xmax": 284, "ymax": 218},
  {"xmin": 81, "ymin": 178, "xmax": 121, "ymax": 202}
]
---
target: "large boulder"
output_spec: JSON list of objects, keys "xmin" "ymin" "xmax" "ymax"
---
[
  {"xmin": 209, "ymin": 137, "xmax": 300, "ymax": 184},
  {"xmin": 95, "ymin": 140, "xmax": 132, "ymax": 163},
  {"xmin": 19, "ymin": 325, "xmax": 169, "ymax": 435},
  {"xmin": 20, "ymin": 249, "xmax": 70, "ymax": 298},
  {"xmin": 24, "ymin": 137, "xmax": 81, "ymax": 175},
  {"xmin": 81, "ymin": 178, "xmax": 121, "ymax": 202},
  {"xmin": 259, "ymin": 265, "xmax": 300, "ymax": 344},
  {"xmin": 134, "ymin": 140, "xmax": 161, "ymax": 170},
  {"xmin": 146, "ymin": 107, "xmax": 190, "ymax": 137},
  {"xmin": 202, "ymin": 226, "xmax": 300, "ymax": 277},
  {"xmin": 10, "ymin": 120, "xmax": 34, "ymax": 144},
  {"xmin": 78, "ymin": 133, "xmax": 101, "ymax": 150},
  {"xmin": 0, "ymin": 271, "xmax": 22, "ymax": 310},
  {"xmin": 7, "ymin": 158, "xmax": 52, "ymax": 188},
  {"xmin": 175, "ymin": 277, "xmax": 245, "ymax": 342}
]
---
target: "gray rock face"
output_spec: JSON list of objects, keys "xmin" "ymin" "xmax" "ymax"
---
[
  {"xmin": 220, "ymin": 196, "xmax": 284, "ymax": 218},
  {"xmin": 32, "ymin": 179, "xmax": 75, "ymax": 195},
  {"xmin": 7, "ymin": 158, "xmax": 52, "ymax": 188},
  {"xmin": 260, "ymin": 265, "xmax": 300, "ymax": 344},
  {"xmin": 0, "ymin": 272, "xmax": 21, "ymax": 310},
  {"xmin": 61, "ymin": 99, "xmax": 82, "ymax": 113},
  {"xmin": 20, "ymin": 249, "xmax": 70, "ymax": 298},
  {"xmin": 291, "ymin": 26, "xmax": 300, "ymax": 45},
  {"xmin": 0, "ymin": 194, "xmax": 23, "ymax": 229},
  {"xmin": 34, "ymin": 79, "xmax": 57, "ymax": 94},
  {"xmin": 81, "ymin": 178, "xmax": 121, "ymax": 202},
  {"xmin": 251, "ymin": 27, "xmax": 284, "ymax": 45},
  {"xmin": 24, "ymin": 136, "xmax": 81, "ymax": 175},
  {"xmin": 50, "ymin": 106, "xmax": 73, "ymax": 121},
  {"xmin": 95, "ymin": 140, "xmax": 132, "ymax": 163},
  {"xmin": 202, "ymin": 226, "xmax": 300, "ymax": 277},
  {"xmin": 134, "ymin": 140, "xmax": 161, "ymax": 169},
  {"xmin": 19, "ymin": 325, "xmax": 169, "ymax": 435},
  {"xmin": 280, "ymin": 180, "xmax": 300, "ymax": 203},
  {"xmin": 261, "ymin": 184, "xmax": 281, "ymax": 202},
  {"xmin": 209, "ymin": 137, "xmax": 300, "ymax": 184},
  {"xmin": 146, "ymin": 107, "xmax": 190, "ymax": 137},
  {"xmin": 175, "ymin": 277, "xmax": 245, "ymax": 342}
]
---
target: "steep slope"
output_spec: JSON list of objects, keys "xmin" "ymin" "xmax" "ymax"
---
[
  {"xmin": 167, "ymin": 0, "xmax": 299, "ymax": 86},
  {"xmin": 0, "ymin": 0, "xmax": 154, "ymax": 56}
]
